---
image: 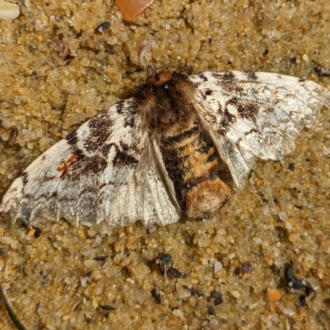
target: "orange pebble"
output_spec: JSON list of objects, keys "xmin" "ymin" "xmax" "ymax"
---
[
  {"xmin": 127, "ymin": 235, "xmax": 136, "ymax": 244},
  {"xmin": 115, "ymin": 0, "xmax": 155, "ymax": 22},
  {"xmin": 268, "ymin": 288, "xmax": 281, "ymax": 301}
]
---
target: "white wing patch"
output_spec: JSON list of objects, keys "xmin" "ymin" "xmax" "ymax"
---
[
  {"xmin": 0, "ymin": 99, "xmax": 180, "ymax": 227},
  {"xmin": 189, "ymin": 71, "xmax": 330, "ymax": 187}
]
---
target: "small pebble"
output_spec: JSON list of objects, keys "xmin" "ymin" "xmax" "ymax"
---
[
  {"xmin": 214, "ymin": 261, "xmax": 222, "ymax": 273},
  {"xmin": 94, "ymin": 256, "xmax": 107, "ymax": 261},
  {"xmin": 0, "ymin": 0, "xmax": 20, "ymax": 20},
  {"xmin": 208, "ymin": 305, "xmax": 215, "ymax": 315},
  {"xmin": 33, "ymin": 226, "xmax": 42, "ymax": 238},
  {"xmin": 299, "ymin": 295, "xmax": 306, "ymax": 307},
  {"xmin": 234, "ymin": 266, "xmax": 242, "ymax": 275},
  {"xmin": 211, "ymin": 291, "xmax": 223, "ymax": 306},
  {"xmin": 302, "ymin": 54, "xmax": 309, "ymax": 61},
  {"xmin": 84, "ymin": 259, "xmax": 98, "ymax": 268},
  {"xmin": 27, "ymin": 228, "xmax": 36, "ymax": 237},
  {"xmin": 289, "ymin": 57, "xmax": 297, "ymax": 64},
  {"xmin": 231, "ymin": 290, "xmax": 240, "ymax": 298},
  {"xmin": 160, "ymin": 253, "xmax": 172, "ymax": 265},
  {"xmin": 268, "ymin": 288, "xmax": 281, "ymax": 301},
  {"xmin": 115, "ymin": 0, "xmax": 155, "ymax": 22},
  {"xmin": 242, "ymin": 261, "xmax": 252, "ymax": 273},
  {"xmin": 146, "ymin": 223, "xmax": 157, "ymax": 234},
  {"xmin": 80, "ymin": 276, "xmax": 89, "ymax": 287},
  {"xmin": 9, "ymin": 127, "xmax": 18, "ymax": 142},
  {"xmin": 127, "ymin": 235, "xmax": 136, "ymax": 244},
  {"xmin": 100, "ymin": 305, "xmax": 115, "ymax": 311},
  {"xmin": 288, "ymin": 163, "xmax": 295, "ymax": 171},
  {"xmin": 0, "ymin": 237, "xmax": 11, "ymax": 245},
  {"xmin": 284, "ymin": 263, "xmax": 305, "ymax": 289},
  {"xmin": 157, "ymin": 253, "xmax": 173, "ymax": 275},
  {"xmin": 168, "ymin": 267, "xmax": 182, "ymax": 278},
  {"xmin": 95, "ymin": 21, "xmax": 111, "ymax": 33},
  {"xmin": 151, "ymin": 289, "xmax": 161, "ymax": 303},
  {"xmin": 208, "ymin": 319, "xmax": 219, "ymax": 329}
]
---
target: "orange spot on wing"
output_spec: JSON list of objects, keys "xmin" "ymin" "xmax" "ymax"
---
[
  {"xmin": 57, "ymin": 154, "xmax": 78, "ymax": 173},
  {"xmin": 57, "ymin": 163, "xmax": 69, "ymax": 173},
  {"xmin": 67, "ymin": 154, "xmax": 78, "ymax": 164}
]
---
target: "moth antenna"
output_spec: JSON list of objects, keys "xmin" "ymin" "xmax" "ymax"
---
[{"xmin": 139, "ymin": 39, "xmax": 156, "ymax": 68}]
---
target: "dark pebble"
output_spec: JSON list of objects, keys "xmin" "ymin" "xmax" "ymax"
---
[
  {"xmin": 211, "ymin": 291, "xmax": 223, "ymax": 306},
  {"xmin": 94, "ymin": 256, "xmax": 108, "ymax": 261},
  {"xmin": 168, "ymin": 267, "xmax": 182, "ymax": 278},
  {"xmin": 33, "ymin": 226, "xmax": 42, "ymax": 238},
  {"xmin": 208, "ymin": 306, "xmax": 215, "ymax": 315},
  {"xmin": 151, "ymin": 289, "xmax": 161, "ymax": 303},
  {"xmin": 284, "ymin": 263, "xmax": 305, "ymax": 289},
  {"xmin": 95, "ymin": 21, "xmax": 111, "ymax": 33},
  {"xmin": 242, "ymin": 261, "xmax": 252, "ymax": 273},
  {"xmin": 100, "ymin": 305, "xmax": 115, "ymax": 311}
]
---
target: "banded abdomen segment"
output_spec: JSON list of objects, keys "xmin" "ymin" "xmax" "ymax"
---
[{"xmin": 160, "ymin": 119, "xmax": 231, "ymax": 218}]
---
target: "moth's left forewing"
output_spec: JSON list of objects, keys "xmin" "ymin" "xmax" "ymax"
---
[
  {"xmin": 188, "ymin": 71, "xmax": 330, "ymax": 188},
  {"xmin": 0, "ymin": 98, "xmax": 182, "ymax": 227},
  {"xmin": 1, "ymin": 100, "xmax": 145, "ymax": 226}
]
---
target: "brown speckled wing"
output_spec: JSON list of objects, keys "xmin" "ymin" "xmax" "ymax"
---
[
  {"xmin": 189, "ymin": 71, "xmax": 330, "ymax": 187},
  {"xmin": 0, "ymin": 99, "xmax": 180, "ymax": 227}
]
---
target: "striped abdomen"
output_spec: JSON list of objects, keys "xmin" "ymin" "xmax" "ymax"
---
[{"xmin": 160, "ymin": 118, "xmax": 231, "ymax": 218}]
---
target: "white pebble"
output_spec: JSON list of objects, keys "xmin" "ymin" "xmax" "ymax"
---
[
  {"xmin": 249, "ymin": 302, "xmax": 259, "ymax": 309},
  {"xmin": 231, "ymin": 290, "xmax": 240, "ymax": 298},
  {"xmin": 214, "ymin": 261, "xmax": 222, "ymax": 273},
  {"xmin": 302, "ymin": 54, "xmax": 309, "ymax": 61},
  {"xmin": 0, "ymin": 0, "xmax": 20, "ymax": 20},
  {"xmin": 91, "ymin": 235, "xmax": 102, "ymax": 247},
  {"xmin": 172, "ymin": 309, "xmax": 184, "ymax": 318},
  {"xmin": 80, "ymin": 276, "xmax": 88, "ymax": 287},
  {"xmin": 87, "ymin": 229, "xmax": 97, "ymax": 237},
  {"xmin": 285, "ymin": 222, "xmax": 292, "ymax": 231},
  {"xmin": 0, "ymin": 236, "xmax": 11, "ymax": 245},
  {"xmin": 84, "ymin": 259, "xmax": 98, "ymax": 268},
  {"xmin": 255, "ymin": 237, "xmax": 262, "ymax": 245},
  {"xmin": 278, "ymin": 211, "xmax": 288, "ymax": 221},
  {"xmin": 262, "ymin": 205, "xmax": 270, "ymax": 216},
  {"xmin": 201, "ymin": 258, "xmax": 208, "ymax": 265}
]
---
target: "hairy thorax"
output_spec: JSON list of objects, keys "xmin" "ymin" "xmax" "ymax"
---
[{"xmin": 137, "ymin": 70, "xmax": 231, "ymax": 218}]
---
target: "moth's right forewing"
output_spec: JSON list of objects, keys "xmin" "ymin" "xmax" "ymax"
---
[{"xmin": 189, "ymin": 71, "xmax": 330, "ymax": 188}]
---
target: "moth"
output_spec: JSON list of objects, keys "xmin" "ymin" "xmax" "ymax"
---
[{"xmin": 1, "ymin": 68, "xmax": 330, "ymax": 227}]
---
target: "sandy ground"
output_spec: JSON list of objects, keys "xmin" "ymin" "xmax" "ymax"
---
[{"xmin": 1, "ymin": 0, "xmax": 330, "ymax": 329}]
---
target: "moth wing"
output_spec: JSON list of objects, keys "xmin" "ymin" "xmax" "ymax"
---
[
  {"xmin": 116, "ymin": 139, "xmax": 181, "ymax": 227},
  {"xmin": 0, "ymin": 99, "xmax": 181, "ymax": 227},
  {"xmin": 189, "ymin": 71, "xmax": 330, "ymax": 187}
]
